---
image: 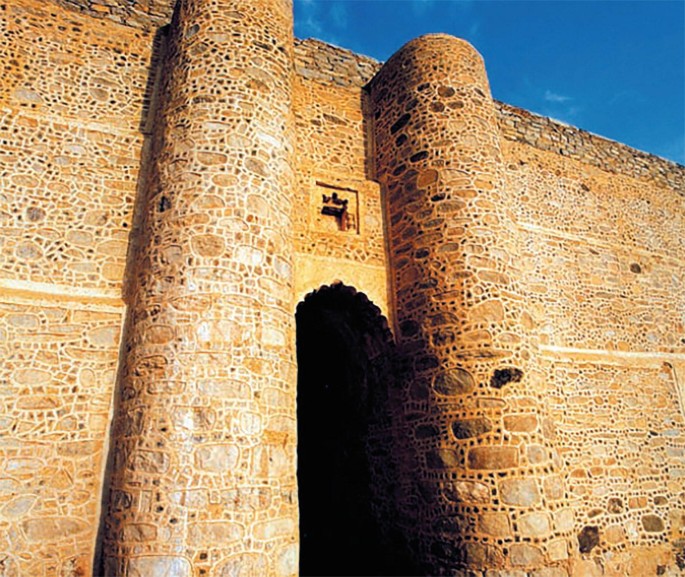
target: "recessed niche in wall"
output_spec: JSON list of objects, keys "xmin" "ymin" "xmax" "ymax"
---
[{"xmin": 311, "ymin": 181, "xmax": 359, "ymax": 234}]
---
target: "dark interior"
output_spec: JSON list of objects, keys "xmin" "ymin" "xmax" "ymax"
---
[{"xmin": 296, "ymin": 285, "xmax": 409, "ymax": 576}]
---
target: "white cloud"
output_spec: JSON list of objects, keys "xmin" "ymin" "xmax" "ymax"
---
[
  {"xmin": 467, "ymin": 21, "xmax": 480, "ymax": 39},
  {"xmin": 540, "ymin": 89, "xmax": 581, "ymax": 125},
  {"xmin": 295, "ymin": 0, "xmax": 323, "ymax": 38},
  {"xmin": 330, "ymin": 3, "xmax": 348, "ymax": 29},
  {"xmin": 303, "ymin": 15, "xmax": 323, "ymax": 37},
  {"xmin": 544, "ymin": 90, "xmax": 572, "ymax": 103},
  {"xmin": 542, "ymin": 105, "xmax": 582, "ymax": 127}
]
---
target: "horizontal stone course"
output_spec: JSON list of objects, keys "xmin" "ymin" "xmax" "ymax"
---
[{"xmin": 3, "ymin": 2, "xmax": 684, "ymax": 576}]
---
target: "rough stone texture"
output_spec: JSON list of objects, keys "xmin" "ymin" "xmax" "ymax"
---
[
  {"xmin": 0, "ymin": 1, "xmax": 152, "ymax": 293},
  {"xmin": 0, "ymin": 297, "xmax": 121, "ymax": 577},
  {"xmin": 1, "ymin": 0, "xmax": 684, "ymax": 576},
  {"xmin": 51, "ymin": 0, "xmax": 178, "ymax": 30},
  {"xmin": 292, "ymin": 39, "xmax": 389, "ymax": 314},
  {"xmin": 99, "ymin": 1, "xmax": 299, "ymax": 575},
  {"xmin": 368, "ymin": 33, "xmax": 574, "ymax": 574}
]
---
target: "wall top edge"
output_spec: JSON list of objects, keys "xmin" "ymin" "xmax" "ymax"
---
[{"xmin": 40, "ymin": 0, "xmax": 685, "ymax": 185}]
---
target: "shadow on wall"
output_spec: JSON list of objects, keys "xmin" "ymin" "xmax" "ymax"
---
[
  {"xmin": 92, "ymin": 23, "xmax": 169, "ymax": 575},
  {"xmin": 295, "ymin": 283, "xmax": 419, "ymax": 576}
]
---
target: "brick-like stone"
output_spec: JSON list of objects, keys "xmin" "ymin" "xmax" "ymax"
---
[
  {"xmin": 641, "ymin": 514, "xmax": 665, "ymax": 532},
  {"xmin": 433, "ymin": 367, "xmax": 475, "ymax": 395},
  {"xmin": 500, "ymin": 479, "xmax": 541, "ymax": 507},
  {"xmin": 480, "ymin": 512, "xmax": 512, "ymax": 537},
  {"xmin": 518, "ymin": 512, "xmax": 551, "ymax": 538},
  {"xmin": 509, "ymin": 543, "xmax": 544, "ymax": 567},
  {"xmin": 128, "ymin": 556, "xmax": 191, "ymax": 577},
  {"xmin": 504, "ymin": 414, "xmax": 538, "ymax": 433},
  {"xmin": 3, "ymin": 0, "xmax": 684, "ymax": 575},
  {"xmin": 452, "ymin": 417, "xmax": 493, "ymax": 439},
  {"xmin": 469, "ymin": 447, "xmax": 519, "ymax": 470},
  {"xmin": 444, "ymin": 480, "xmax": 491, "ymax": 504}
]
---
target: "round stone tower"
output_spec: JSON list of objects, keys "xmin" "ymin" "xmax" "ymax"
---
[
  {"xmin": 102, "ymin": 1, "xmax": 298, "ymax": 575},
  {"xmin": 369, "ymin": 35, "xmax": 574, "ymax": 574}
]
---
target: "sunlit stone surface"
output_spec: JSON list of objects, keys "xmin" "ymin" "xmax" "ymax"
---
[{"xmin": 0, "ymin": 1, "xmax": 684, "ymax": 575}]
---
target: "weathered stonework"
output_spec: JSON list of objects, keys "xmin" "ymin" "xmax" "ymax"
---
[{"xmin": 1, "ymin": 1, "xmax": 684, "ymax": 576}]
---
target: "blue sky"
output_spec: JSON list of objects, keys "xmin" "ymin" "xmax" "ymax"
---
[{"xmin": 294, "ymin": 0, "xmax": 685, "ymax": 165}]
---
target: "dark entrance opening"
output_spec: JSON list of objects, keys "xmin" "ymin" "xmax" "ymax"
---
[{"xmin": 296, "ymin": 283, "xmax": 411, "ymax": 576}]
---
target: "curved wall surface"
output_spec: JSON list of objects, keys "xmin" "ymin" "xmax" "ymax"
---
[
  {"xmin": 369, "ymin": 34, "xmax": 575, "ymax": 574},
  {"xmin": 1, "ymin": 1, "xmax": 685, "ymax": 575},
  {"xmin": 102, "ymin": 1, "xmax": 299, "ymax": 575}
]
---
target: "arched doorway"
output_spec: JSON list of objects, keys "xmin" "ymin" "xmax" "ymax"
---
[{"xmin": 295, "ymin": 283, "xmax": 413, "ymax": 576}]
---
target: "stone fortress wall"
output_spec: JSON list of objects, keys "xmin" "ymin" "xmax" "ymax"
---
[{"xmin": 0, "ymin": 0, "xmax": 683, "ymax": 575}]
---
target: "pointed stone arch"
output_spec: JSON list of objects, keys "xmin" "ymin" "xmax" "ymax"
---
[{"xmin": 295, "ymin": 282, "xmax": 416, "ymax": 576}]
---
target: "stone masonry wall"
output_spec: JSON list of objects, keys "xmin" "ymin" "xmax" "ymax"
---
[
  {"xmin": 1, "ymin": 1, "xmax": 684, "ymax": 575},
  {"xmin": 504, "ymin": 138, "xmax": 685, "ymax": 575},
  {"xmin": 0, "ymin": 1, "xmax": 155, "ymax": 574},
  {"xmin": 497, "ymin": 103, "xmax": 684, "ymax": 192},
  {"xmin": 51, "ymin": 0, "xmax": 177, "ymax": 30},
  {"xmin": 369, "ymin": 35, "xmax": 575, "ymax": 575},
  {"xmin": 101, "ymin": 0, "xmax": 300, "ymax": 575},
  {"xmin": 293, "ymin": 39, "xmax": 684, "ymax": 192},
  {"xmin": 292, "ymin": 38, "xmax": 390, "ymax": 318}
]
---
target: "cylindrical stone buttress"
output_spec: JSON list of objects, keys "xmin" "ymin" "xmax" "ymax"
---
[
  {"xmin": 102, "ymin": 1, "xmax": 298, "ymax": 575},
  {"xmin": 369, "ymin": 35, "xmax": 574, "ymax": 575}
]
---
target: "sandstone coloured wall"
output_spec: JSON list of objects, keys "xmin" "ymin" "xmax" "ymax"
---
[
  {"xmin": 292, "ymin": 38, "xmax": 390, "ymax": 321},
  {"xmin": 100, "ymin": 0, "xmax": 300, "ymax": 575},
  {"xmin": 369, "ymin": 34, "xmax": 575, "ymax": 575},
  {"xmin": 503, "ymin": 136, "xmax": 685, "ymax": 576},
  {"xmin": 0, "ymin": 1, "xmax": 154, "ymax": 574},
  {"xmin": 0, "ymin": 0, "xmax": 684, "ymax": 576}
]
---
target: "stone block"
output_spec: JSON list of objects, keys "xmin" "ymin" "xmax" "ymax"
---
[
  {"xmin": 253, "ymin": 518, "xmax": 295, "ymax": 541},
  {"xmin": 479, "ymin": 512, "xmax": 512, "ymax": 537},
  {"xmin": 128, "ymin": 556, "xmax": 191, "ymax": 577},
  {"xmin": 21, "ymin": 517, "xmax": 88, "ymax": 542},
  {"xmin": 452, "ymin": 417, "xmax": 493, "ymax": 439},
  {"xmin": 604, "ymin": 524, "xmax": 625, "ymax": 545},
  {"xmin": 499, "ymin": 478, "xmax": 541, "ymax": 506},
  {"xmin": 188, "ymin": 522, "xmax": 243, "ymax": 546},
  {"xmin": 554, "ymin": 508, "xmax": 575, "ymax": 532},
  {"xmin": 194, "ymin": 444, "xmax": 239, "ymax": 473},
  {"xmin": 641, "ymin": 514, "xmax": 665, "ymax": 532},
  {"xmin": 1, "ymin": 495, "xmax": 37, "ymax": 519},
  {"xmin": 122, "ymin": 523, "xmax": 157, "ymax": 542},
  {"xmin": 547, "ymin": 538, "xmax": 569, "ymax": 562},
  {"xmin": 12, "ymin": 368, "xmax": 51, "ymax": 385},
  {"xmin": 130, "ymin": 449, "xmax": 170, "ymax": 474},
  {"xmin": 433, "ymin": 367, "xmax": 475, "ymax": 395},
  {"xmin": 443, "ymin": 480, "xmax": 491, "ymax": 503},
  {"xmin": 276, "ymin": 544, "xmax": 298, "ymax": 576},
  {"xmin": 518, "ymin": 511, "xmax": 551, "ymax": 537},
  {"xmin": 572, "ymin": 559, "xmax": 603, "ymax": 577},
  {"xmin": 543, "ymin": 475, "xmax": 565, "ymax": 500},
  {"xmin": 216, "ymin": 553, "xmax": 268, "ymax": 577},
  {"xmin": 504, "ymin": 414, "xmax": 538, "ymax": 432},
  {"xmin": 509, "ymin": 543, "xmax": 543, "ymax": 567},
  {"xmin": 468, "ymin": 447, "xmax": 519, "ymax": 470},
  {"xmin": 427, "ymin": 448, "xmax": 461, "ymax": 469}
]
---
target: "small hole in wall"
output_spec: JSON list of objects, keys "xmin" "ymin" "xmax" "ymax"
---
[
  {"xmin": 158, "ymin": 196, "xmax": 171, "ymax": 212},
  {"xmin": 630, "ymin": 263, "xmax": 642, "ymax": 274}
]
